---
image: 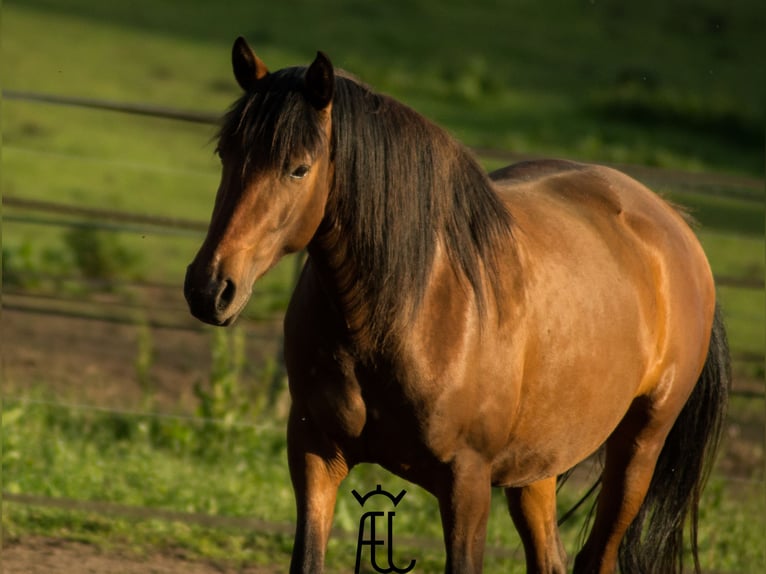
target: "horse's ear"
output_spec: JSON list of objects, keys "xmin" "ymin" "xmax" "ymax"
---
[
  {"xmin": 304, "ymin": 51, "xmax": 334, "ymax": 110},
  {"xmin": 232, "ymin": 36, "xmax": 269, "ymax": 91}
]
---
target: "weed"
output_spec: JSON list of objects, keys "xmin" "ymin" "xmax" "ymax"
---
[
  {"xmin": 194, "ymin": 326, "xmax": 262, "ymax": 431},
  {"xmin": 1, "ymin": 241, "xmax": 72, "ymax": 290},
  {"xmin": 63, "ymin": 227, "xmax": 143, "ymax": 286}
]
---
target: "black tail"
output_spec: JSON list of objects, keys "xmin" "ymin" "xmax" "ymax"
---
[{"xmin": 619, "ymin": 304, "xmax": 731, "ymax": 573}]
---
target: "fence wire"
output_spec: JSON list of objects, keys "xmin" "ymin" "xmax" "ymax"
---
[{"xmin": 2, "ymin": 87, "xmax": 763, "ymax": 570}]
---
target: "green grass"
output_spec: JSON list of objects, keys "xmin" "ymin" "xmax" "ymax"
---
[
  {"xmin": 716, "ymin": 286, "xmax": 765, "ymax": 358},
  {"xmin": 699, "ymin": 232, "xmax": 765, "ymax": 280},
  {"xmin": 4, "ymin": 0, "xmax": 764, "ymax": 183},
  {"xmin": 3, "ymin": 399, "xmax": 764, "ymax": 572},
  {"xmin": 3, "ymin": 0, "xmax": 763, "ymax": 290},
  {"xmin": 5, "ymin": 1, "xmax": 763, "ymax": 172},
  {"xmin": 2, "ymin": 2, "xmax": 763, "ymax": 570}
]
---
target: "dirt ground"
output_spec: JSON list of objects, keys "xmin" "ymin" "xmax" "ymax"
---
[
  {"xmin": 0, "ymin": 537, "xmax": 280, "ymax": 574},
  {"xmin": 2, "ymin": 288, "xmax": 282, "ymax": 411},
  {"xmin": 2, "ymin": 291, "xmax": 764, "ymax": 573}
]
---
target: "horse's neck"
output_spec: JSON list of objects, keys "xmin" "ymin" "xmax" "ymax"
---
[{"xmin": 308, "ymin": 217, "xmax": 415, "ymax": 354}]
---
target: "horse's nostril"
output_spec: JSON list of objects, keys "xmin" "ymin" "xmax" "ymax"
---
[{"xmin": 216, "ymin": 279, "xmax": 237, "ymax": 312}]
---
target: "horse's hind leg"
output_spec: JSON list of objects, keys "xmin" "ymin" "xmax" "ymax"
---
[
  {"xmin": 573, "ymin": 396, "xmax": 674, "ymax": 574},
  {"xmin": 505, "ymin": 476, "xmax": 567, "ymax": 573}
]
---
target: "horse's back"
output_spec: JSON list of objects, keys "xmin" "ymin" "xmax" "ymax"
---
[
  {"xmin": 489, "ymin": 158, "xmax": 589, "ymax": 184},
  {"xmin": 492, "ymin": 159, "xmax": 651, "ymax": 218},
  {"xmin": 491, "ymin": 159, "xmax": 707, "ymax": 270}
]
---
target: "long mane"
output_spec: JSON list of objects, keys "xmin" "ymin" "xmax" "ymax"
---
[
  {"xmin": 324, "ymin": 75, "xmax": 513, "ymax": 344},
  {"xmin": 218, "ymin": 67, "xmax": 513, "ymax": 346}
]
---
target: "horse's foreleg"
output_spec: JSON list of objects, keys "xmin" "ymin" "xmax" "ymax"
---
[
  {"xmin": 287, "ymin": 407, "xmax": 349, "ymax": 574},
  {"xmin": 437, "ymin": 452, "xmax": 492, "ymax": 574},
  {"xmin": 505, "ymin": 477, "xmax": 567, "ymax": 574}
]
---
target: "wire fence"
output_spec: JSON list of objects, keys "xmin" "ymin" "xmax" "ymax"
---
[
  {"xmin": 3, "ymin": 88, "xmax": 764, "ymax": 570},
  {"xmin": 3, "ymin": 90, "xmax": 763, "ymax": 385},
  {"xmin": 5, "ymin": 88, "xmax": 765, "ymax": 193},
  {"xmin": 5, "ymin": 91, "xmax": 764, "ymax": 386},
  {"xmin": 3, "ymin": 88, "xmax": 763, "ymax": 403}
]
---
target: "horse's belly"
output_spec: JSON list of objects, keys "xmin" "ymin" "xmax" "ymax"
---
[
  {"xmin": 489, "ymin": 417, "xmax": 619, "ymax": 487},
  {"xmin": 487, "ymin": 297, "xmax": 650, "ymax": 486},
  {"xmin": 514, "ymin": 299, "xmax": 656, "ymax": 474}
]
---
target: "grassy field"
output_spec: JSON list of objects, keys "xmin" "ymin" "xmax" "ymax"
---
[
  {"xmin": 3, "ymin": 1, "xmax": 763, "ymax": 269},
  {"xmin": 3, "ymin": 398, "xmax": 764, "ymax": 573},
  {"xmin": 2, "ymin": 0, "xmax": 764, "ymax": 572}
]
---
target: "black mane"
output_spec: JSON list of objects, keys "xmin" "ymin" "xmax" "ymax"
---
[
  {"xmin": 218, "ymin": 67, "xmax": 513, "ymax": 345},
  {"xmin": 217, "ymin": 67, "xmax": 328, "ymax": 178},
  {"xmin": 326, "ymin": 76, "xmax": 513, "ymax": 343}
]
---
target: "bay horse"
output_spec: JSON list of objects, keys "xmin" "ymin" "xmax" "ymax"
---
[{"xmin": 184, "ymin": 37, "xmax": 730, "ymax": 574}]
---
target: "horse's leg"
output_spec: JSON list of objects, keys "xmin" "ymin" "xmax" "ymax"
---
[
  {"xmin": 437, "ymin": 452, "xmax": 492, "ymax": 573},
  {"xmin": 287, "ymin": 407, "xmax": 349, "ymax": 574},
  {"xmin": 505, "ymin": 476, "xmax": 567, "ymax": 574},
  {"xmin": 572, "ymin": 396, "xmax": 672, "ymax": 574}
]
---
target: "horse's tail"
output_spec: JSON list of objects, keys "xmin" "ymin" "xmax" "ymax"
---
[{"xmin": 619, "ymin": 303, "xmax": 731, "ymax": 573}]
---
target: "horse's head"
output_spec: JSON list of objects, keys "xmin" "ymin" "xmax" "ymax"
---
[{"xmin": 185, "ymin": 37, "xmax": 335, "ymax": 326}]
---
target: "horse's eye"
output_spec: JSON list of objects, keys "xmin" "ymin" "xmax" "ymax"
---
[{"xmin": 290, "ymin": 164, "xmax": 311, "ymax": 180}]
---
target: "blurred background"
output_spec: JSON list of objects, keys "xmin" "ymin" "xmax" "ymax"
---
[{"xmin": 2, "ymin": 1, "xmax": 764, "ymax": 572}]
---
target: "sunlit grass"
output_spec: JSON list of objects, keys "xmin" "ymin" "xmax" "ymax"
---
[
  {"xmin": 3, "ymin": 399, "xmax": 763, "ymax": 572},
  {"xmin": 2, "ymin": 2, "xmax": 762, "ymax": 571}
]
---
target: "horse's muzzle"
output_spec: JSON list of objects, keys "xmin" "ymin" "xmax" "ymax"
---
[{"xmin": 184, "ymin": 264, "xmax": 239, "ymax": 327}]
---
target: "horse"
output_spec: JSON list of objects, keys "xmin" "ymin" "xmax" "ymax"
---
[{"xmin": 184, "ymin": 37, "xmax": 730, "ymax": 574}]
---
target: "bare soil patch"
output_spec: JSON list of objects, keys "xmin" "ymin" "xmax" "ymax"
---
[
  {"xmin": 2, "ymin": 291, "xmax": 282, "ymax": 412},
  {"xmin": 1, "ymin": 537, "xmax": 279, "ymax": 574}
]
